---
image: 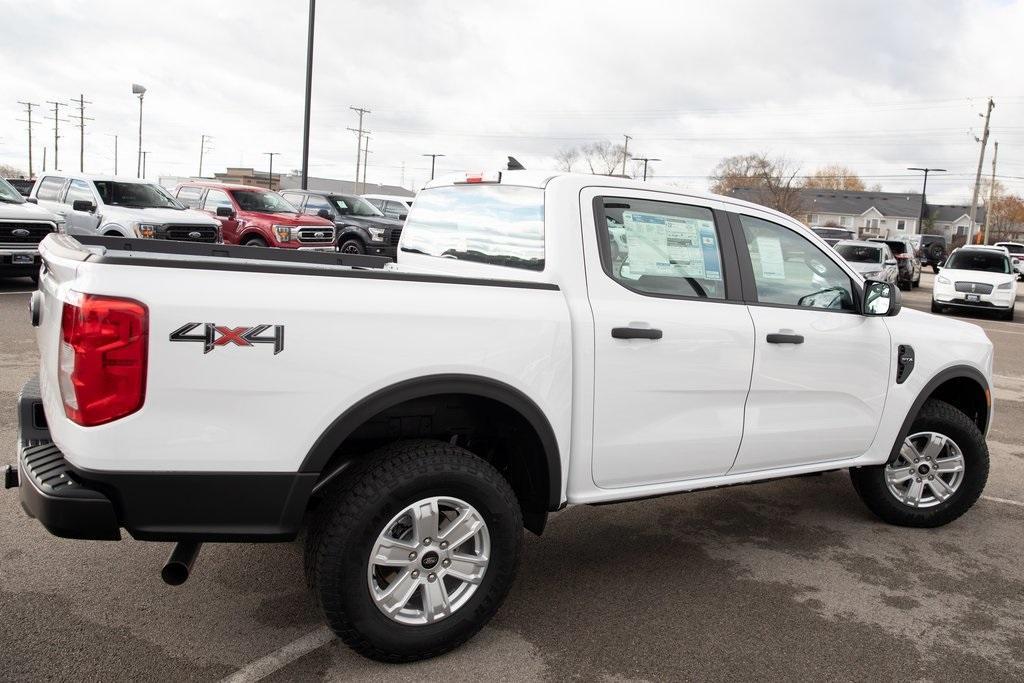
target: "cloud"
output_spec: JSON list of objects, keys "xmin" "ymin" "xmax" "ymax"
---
[{"xmin": 1, "ymin": 0, "xmax": 1021, "ymax": 202}]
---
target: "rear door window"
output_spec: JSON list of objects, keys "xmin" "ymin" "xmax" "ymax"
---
[
  {"xmin": 176, "ymin": 186, "xmax": 205, "ymax": 209},
  {"xmin": 64, "ymin": 179, "xmax": 95, "ymax": 206}
]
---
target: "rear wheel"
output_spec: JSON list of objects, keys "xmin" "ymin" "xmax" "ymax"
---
[
  {"xmin": 306, "ymin": 440, "xmax": 523, "ymax": 662},
  {"xmin": 850, "ymin": 400, "xmax": 988, "ymax": 527}
]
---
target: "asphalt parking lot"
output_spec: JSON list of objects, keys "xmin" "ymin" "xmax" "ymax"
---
[{"xmin": 2, "ymin": 272, "xmax": 1023, "ymax": 682}]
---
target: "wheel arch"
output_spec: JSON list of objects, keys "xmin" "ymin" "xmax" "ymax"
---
[
  {"xmin": 300, "ymin": 374, "xmax": 563, "ymax": 533},
  {"xmin": 889, "ymin": 365, "xmax": 990, "ymax": 462}
]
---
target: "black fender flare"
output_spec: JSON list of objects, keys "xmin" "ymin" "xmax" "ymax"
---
[
  {"xmin": 887, "ymin": 364, "xmax": 990, "ymax": 462},
  {"xmin": 299, "ymin": 374, "xmax": 563, "ymax": 510},
  {"xmin": 336, "ymin": 225, "xmax": 371, "ymax": 245}
]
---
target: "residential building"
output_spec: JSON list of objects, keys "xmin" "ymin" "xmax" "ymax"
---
[{"xmin": 729, "ymin": 187, "xmax": 984, "ymax": 241}]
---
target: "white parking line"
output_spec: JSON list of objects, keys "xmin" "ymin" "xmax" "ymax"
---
[
  {"xmin": 983, "ymin": 495, "xmax": 1024, "ymax": 507},
  {"xmin": 219, "ymin": 627, "xmax": 334, "ymax": 683}
]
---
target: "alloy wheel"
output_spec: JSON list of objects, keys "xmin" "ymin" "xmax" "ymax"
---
[{"xmin": 885, "ymin": 431, "xmax": 965, "ymax": 508}]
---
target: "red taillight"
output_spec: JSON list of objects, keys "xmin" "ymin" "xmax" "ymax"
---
[
  {"xmin": 896, "ymin": 253, "xmax": 911, "ymax": 260},
  {"xmin": 59, "ymin": 292, "xmax": 148, "ymax": 426}
]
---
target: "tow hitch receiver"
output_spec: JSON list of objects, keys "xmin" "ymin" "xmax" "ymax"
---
[{"xmin": 3, "ymin": 464, "xmax": 17, "ymax": 489}]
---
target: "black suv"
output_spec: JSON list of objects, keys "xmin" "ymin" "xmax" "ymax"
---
[
  {"xmin": 280, "ymin": 189, "xmax": 403, "ymax": 259},
  {"xmin": 918, "ymin": 234, "xmax": 948, "ymax": 272},
  {"xmin": 869, "ymin": 237, "xmax": 921, "ymax": 290}
]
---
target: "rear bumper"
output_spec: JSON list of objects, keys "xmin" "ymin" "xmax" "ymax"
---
[{"xmin": 8, "ymin": 377, "xmax": 317, "ymax": 542}]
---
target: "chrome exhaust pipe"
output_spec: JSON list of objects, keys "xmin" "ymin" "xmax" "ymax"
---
[{"xmin": 161, "ymin": 541, "xmax": 202, "ymax": 586}]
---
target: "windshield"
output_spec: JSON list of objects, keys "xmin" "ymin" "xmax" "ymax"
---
[
  {"xmin": 401, "ymin": 184, "xmax": 545, "ymax": 271},
  {"xmin": 945, "ymin": 250, "xmax": 1010, "ymax": 274},
  {"xmin": 0, "ymin": 177, "xmax": 25, "ymax": 203},
  {"xmin": 94, "ymin": 181, "xmax": 183, "ymax": 209},
  {"xmin": 835, "ymin": 244, "xmax": 883, "ymax": 264},
  {"xmin": 232, "ymin": 189, "xmax": 298, "ymax": 214},
  {"xmin": 332, "ymin": 195, "xmax": 383, "ymax": 217}
]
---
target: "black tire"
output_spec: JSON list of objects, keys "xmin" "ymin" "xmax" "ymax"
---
[
  {"xmin": 243, "ymin": 236, "xmax": 267, "ymax": 247},
  {"xmin": 306, "ymin": 440, "xmax": 523, "ymax": 662},
  {"xmin": 339, "ymin": 238, "xmax": 366, "ymax": 255},
  {"xmin": 912, "ymin": 273, "xmax": 921, "ymax": 288},
  {"xmin": 29, "ymin": 271, "xmax": 39, "ymax": 285},
  {"xmin": 850, "ymin": 399, "xmax": 988, "ymax": 528},
  {"xmin": 1004, "ymin": 306, "xmax": 1015, "ymax": 322},
  {"xmin": 898, "ymin": 280, "xmax": 910, "ymax": 291},
  {"xmin": 930, "ymin": 300, "xmax": 943, "ymax": 314}
]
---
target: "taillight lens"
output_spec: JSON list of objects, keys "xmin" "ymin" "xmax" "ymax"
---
[{"xmin": 59, "ymin": 292, "xmax": 148, "ymax": 426}]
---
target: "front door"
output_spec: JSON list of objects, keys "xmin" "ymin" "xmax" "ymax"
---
[
  {"xmin": 62, "ymin": 179, "xmax": 102, "ymax": 235},
  {"xmin": 584, "ymin": 190, "xmax": 755, "ymax": 488},
  {"xmin": 730, "ymin": 212, "xmax": 891, "ymax": 473},
  {"xmin": 202, "ymin": 188, "xmax": 239, "ymax": 243}
]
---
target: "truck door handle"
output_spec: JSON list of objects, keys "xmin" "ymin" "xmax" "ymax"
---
[
  {"xmin": 612, "ymin": 327, "xmax": 663, "ymax": 340},
  {"xmin": 766, "ymin": 333, "xmax": 804, "ymax": 344}
]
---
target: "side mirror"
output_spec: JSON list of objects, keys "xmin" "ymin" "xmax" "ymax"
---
[
  {"xmin": 863, "ymin": 280, "xmax": 901, "ymax": 317},
  {"xmin": 26, "ymin": 197, "xmax": 38, "ymax": 204},
  {"xmin": 317, "ymin": 209, "xmax": 333, "ymax": 220},
  {"xmin": 72, "ymin": 199, "xmax": 96, "ymax": 213},
  {"xmin": 216, "ymin": 206, "xmax": 235, "ymax": 218}
]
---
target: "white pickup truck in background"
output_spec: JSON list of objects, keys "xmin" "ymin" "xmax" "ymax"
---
[{"xmin": 7, "ymin": 170, "xmax": 994, "ymax": 662}]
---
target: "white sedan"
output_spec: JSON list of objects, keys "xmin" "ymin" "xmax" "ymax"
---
[{"xmin": 932, "ymin": 245, "xmax": 1018, "ymax": 320}]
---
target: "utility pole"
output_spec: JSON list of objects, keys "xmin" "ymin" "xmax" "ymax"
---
[
  {"xmin": 141, "ymin": 151, "xmax": 149, "ymax": 178},
  {"xmin": 361, "ymin": 137, "xmax": 371, "ymax": 194},
  {"xmin": 46, "ymin": 101, "xmax": 67, "ymax": 171},
  {"xmin": 42, "ymin": 147, "xmax": 47, "ymax": 173},
  {"xmin": 984, "ymin": 141, "xmax": 999, "ymax": 245},
  {"xmin": 907, "ymin": 167, "xmax": 946, "ymax": 233},
  {"xmin": 621, "ymin": 134, "xmax": 632, "ymax": 176},
  {"xmin": 633, "ymin": 156, "xmax": 660, "ymax": 181},
  {"xmin": 70, "ymin": 94, "xmax": 93, "ymax": 172},
  {"xmin": 17, "ymin": 101, "xmax": 38, "ymax": 177},
  {"xmin": 264, "ymin": 152, "xmax": 280, "ymax": 189},
  {"xmin": 967, "ymin": 97, "xmax": 995, "ymax": 244},
  {"xmin": 107, "ymin": 133, "xmax": 119, "ymax": 175},
  {"xmin": 400, "ymin": 161, "xmax": 405, "ymax": 188},
  {"xmin": 349, "ymin": 106, "xmax": 371, "ymax": 186},
  {"xmin": 422, "ymin": 153, "xmax": 445, "ymax": 181},
  {"xmin": 300, "ymin": 0, "xmax": 315, "ymax": 189},
  {"xmin": 198, "ymin": 134, "xmax": 213, "ymax": 177}
]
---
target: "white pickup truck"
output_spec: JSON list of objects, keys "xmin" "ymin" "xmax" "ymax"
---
[{"xmin": 7, "ymin": 170, "xmax": 994, "ymax": 662}]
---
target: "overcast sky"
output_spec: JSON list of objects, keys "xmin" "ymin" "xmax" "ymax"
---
[{"xmin": 2, "ymin": 0, "xmax": 1022, "ymax": 202}]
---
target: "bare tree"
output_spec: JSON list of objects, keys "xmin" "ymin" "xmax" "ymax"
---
[
  {"xmin": 581, "ymin": 140, "xmax": 628, "ymax": 175},
  {"xmin": 0, "ymin": 163, "xmax": 28, "ymax": 178},
  {"xmin": 709, "ymin": 152, "xmax": 805, "ymax": 216},
  {"xmin": 803, "ymin": 164, "xmax": 867, "ymax": 191},
  {"xmin": 554, "ymin": 147, "xmax": 580, "ymax": 172}
]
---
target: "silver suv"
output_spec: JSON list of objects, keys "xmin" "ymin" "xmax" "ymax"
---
[{"xmin": 30, "ymin": 173, "xmax": 221, "ymax": 243}]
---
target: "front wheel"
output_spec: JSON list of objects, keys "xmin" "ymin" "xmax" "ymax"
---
[
  {"xmin": 850, "ymin": 399, "xmax": 988, "ymax": 527},
  {"xmin": 243, "ymin": 236, "xmax": 267, "ymax": 247},
  {"xmin": 306, "ymin": 440, "xmax": 523, "ymax": 662},
  {"xmin": 1003, "ymin": 306, "xmax": 1015, "ymax": 322},
  {"xmin": 339, "ymin": 238, "xmax": 366, "ymax": 255}
]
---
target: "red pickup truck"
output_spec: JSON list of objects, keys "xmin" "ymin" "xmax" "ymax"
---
[{"xmin": 173, "ymin": 181, "xmax": 336, "ymax": 249}]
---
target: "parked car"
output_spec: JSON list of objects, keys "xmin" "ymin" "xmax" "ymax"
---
[
  {"xmin": 869, "ymin": 237, "xmax": 921, "ymax": 290},
  {"xmin": 810, "ymin": 226, "xmax": 856, "ymax": 246},
  {"xmin": 932, "ymin": 245, "xmax": 1017, "ymax": 320},
  {"xmin": 918, "ymin": 234, "xmax": 949, "ymax": 273},
  {"xmin": 30, "ymin": 173, "xmax": 221, "ymax": 242},
  {"xmin": 363, "ymin": 193, "xmax": 414, "ymax": 220},
  {"xmin": 833, "ymin": 240, "xmax": 899, "ymax": 285},
  {"xmin": 174, "ymin": 182, "xmax": 335, "ymax": 250},
  {"xmin": 4, "ymin": 178, "xmax": 35, "ymax": 197},
  {"xmin": 993, "ymin": 241, "xmax": 1024, "ymax": 281},
  {"xmin": 7, "ymin": 170, "xmax": 996, "ymax": 662},
  {"xmin": 0, "ymin": 176, "xmax": 62, "ymax": 282},
  {"xmin": 280, "ymin": 189, "xmax": 403, "ymax": 258}
]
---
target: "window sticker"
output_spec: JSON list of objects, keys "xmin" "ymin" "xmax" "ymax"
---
[
  {"xmin": 755, "ymin": 235, "xmax": 786, "ymax": 279},
  {"xmin": 621, "ymin": 211, "xmax": 719, "ymax": 279}
]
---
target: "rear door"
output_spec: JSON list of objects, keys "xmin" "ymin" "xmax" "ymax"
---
[
  {"xmin": 728, "ymin": 211, "xmax": 891, "ymax": 472},
  {"xmin": 583, "ymin": 189, "xmax": 754, "ymax": 488}
]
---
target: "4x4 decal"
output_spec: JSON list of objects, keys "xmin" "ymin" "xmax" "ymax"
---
[{"xmin": 169, "ymin": 323, "xmax": 285, "ymax": 355}]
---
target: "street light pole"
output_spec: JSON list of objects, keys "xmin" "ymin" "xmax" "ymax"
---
[
  {"xmin": 300, "ymin": 0, "xmax": 315, "ymax": 190},
  {"xmin": 422, "ymin": 153, "xmax": 445, "ymax": 180},
  {"xmin": 264, "ymin": 152, "xmax": 279, "ymax": 190},
  {"xmin": 141, "ymin": 151, "xmax": 149, "ymax": 178},
  {"xmin": 907, "ymin": 167, "xmax": 945, "ymax": 234},
  {"xmin": 132, "ymin": 83, "xmax": 146, "ymax": 178}
]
